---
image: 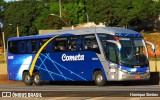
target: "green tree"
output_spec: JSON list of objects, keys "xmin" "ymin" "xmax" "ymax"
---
[
  {"xmin": 34, "ymin": 1, "xmax": 60, "ymax": 30},
  {"xmin": 62, "ymin": 0, "xmax": 86, "ymax": 25},
  {"xmin": 34, "ymin": 0, "xmax": 86, "ymax": 30},
  {"xmin": 86, "ymin": 0, "xmax": 107, "ymax": 24},
  {"xmin": 3, "ymin": 0, "xmax": 42, "ymax": 39},
  {"xmin": 86, "ymin": 0, "xmax": 160, "ymax": 29}
]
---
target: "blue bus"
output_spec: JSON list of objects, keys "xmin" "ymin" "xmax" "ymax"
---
[{"xmin": 7, "ymin": 27, "xmax": 155, "ymax": 86}]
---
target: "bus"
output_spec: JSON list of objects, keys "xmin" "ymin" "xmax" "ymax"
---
[{"xmin": 7, "ymin": 27, "xmax": 155, "ymax": 86}]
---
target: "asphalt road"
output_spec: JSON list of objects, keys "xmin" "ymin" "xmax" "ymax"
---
[{"xmin": 0, "ymin": 83, "xmax": 160, "ymax": 100}]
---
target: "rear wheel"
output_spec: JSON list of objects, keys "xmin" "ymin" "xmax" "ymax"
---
[
  {"xmin": 23, "ymin": 72, "xmax": 33, "ymax": 86},
  {"xmin": 94, "ymin": 71, "xmax": 106, "ymax": 86},
  {"xmin": 33, "ymin": 72, "xmax": 43, "ymax": 86}
]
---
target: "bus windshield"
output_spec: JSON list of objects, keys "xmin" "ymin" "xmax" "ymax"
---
[{"xmin": 119, "ymin": 37, "xmax": 149, "ymax": 67}]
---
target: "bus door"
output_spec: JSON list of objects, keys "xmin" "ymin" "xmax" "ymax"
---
[{"xmin": 105, "ymin": 40, "xmax": 121, "ymax": 81}]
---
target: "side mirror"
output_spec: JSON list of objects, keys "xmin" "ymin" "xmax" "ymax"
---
[
  {"xmin": 106, "ymin": 40, "xmax": 121, "ymax": 52},
  {"xmin": 146, "ymin": 41, "xmax": 155, "ymax": 53}
]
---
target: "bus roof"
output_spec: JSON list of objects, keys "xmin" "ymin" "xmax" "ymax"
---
[{"xmin": 8, "ymin": 27, "xmax": 141, "ymax": 41}]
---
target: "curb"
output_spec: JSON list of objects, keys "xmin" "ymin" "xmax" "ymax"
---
[
  {"xmin": 0, "ymin": 74, "xmax": 23, "ymax": 85},
  {"xmin": 0, "ymin": 74, "xmax": 8, "ymax": 80}
]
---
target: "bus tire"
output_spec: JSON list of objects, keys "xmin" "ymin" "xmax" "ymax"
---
[
  {"xmin": 94, "ymin": 71, "xmax": 106, "ymax": 86},
  {"xmin": 33, "ymin": 72, "xmax": 42, "ymax": 86},
  {"xmin": 23, "ymin": 72, "xmax": 33, "ymax": 86}
]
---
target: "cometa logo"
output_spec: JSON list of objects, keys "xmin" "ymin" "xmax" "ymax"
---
[{"xmin": 62, "ymin": 54, "xmax": 84, "ymax": 61}]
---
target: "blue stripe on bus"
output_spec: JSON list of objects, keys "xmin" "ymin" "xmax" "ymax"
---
[
  {"xmin": 117, "ymin": 65, "xmax": 149, "ymax": 72},
  {"xmin": 115, "ymin": 33, "xmax": 142, "ymax": 37}
]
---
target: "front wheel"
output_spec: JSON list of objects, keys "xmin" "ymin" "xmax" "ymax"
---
[
  {"xmin": 94, "ymin": 71, "xmax": 106, "ymax": 86},
  {"xmin": 33, "ymin": 72, "xmax": 43, "ymax": 86},
  {"xmin": 23, "ymin": 72, "xmax": 33, "ymax": 86}
]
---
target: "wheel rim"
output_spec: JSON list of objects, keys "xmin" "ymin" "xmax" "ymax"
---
[
  {"xmin": 34, "ymin": 75, "xmax": 40, "ymax": 83},
  {"xmin": 96, "ymin": 74, "xmax": 103, "ymax": 83},
  {"xmin": 25, "ymin": 75, "xmax": 30, "ymax": 83}
]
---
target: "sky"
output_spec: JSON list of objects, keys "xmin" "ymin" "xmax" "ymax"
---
[
  {"xmin": 4, "ymin": 0, "xmax": 19, "ymax": 2},
  {"xmin": 5, "ymin": 0, "xmax": 12, "ymax": 2}
]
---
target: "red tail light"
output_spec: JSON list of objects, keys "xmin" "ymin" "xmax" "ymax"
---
[{"xmin": 115, "ymin": 37, "xmax": 119, "ymax": 41}]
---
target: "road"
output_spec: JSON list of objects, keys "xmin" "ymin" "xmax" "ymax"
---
[{"xmin": 0, "ymin": 83, "xmax": 160, "ymax": 100}]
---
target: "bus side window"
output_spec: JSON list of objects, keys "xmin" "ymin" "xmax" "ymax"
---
[
  {"xmin": 8, "ymin": 41, "xmax": 18, "ymax": 54},
  {"xmin": 32, "ymin": 40, "xmax": 36, "ymax": 53},
  {"xmin": 45, "ymin": 40, "xmax": 53, "ymax": 53},
  {"xmin": 40, "ymin": 39, "xmax": 48, "ymax": 53},
  {"xmin": 69, "ymin": 37, "xmax": 77, "ymax": 51},
  {"xmin": 27, "ymin": 40, "xmax": 32, "ymax": 54},
  {"xmin": 26, "ymin": 40, "xmax": 36, "ymax": 54},
  {"xmin": 18, "ymin": 41, "xmax": 26, "ymax": 54},
  {"xmin": 83, "ymin": 35, "xmax": 100, "ymax": 54},
  {"xmin": 54, "ymin": 37, "xmax": 67, "ymax": 52},
  {"xmin": 76, "ymin": 36, "xmax": 83, "ymax": 51}
]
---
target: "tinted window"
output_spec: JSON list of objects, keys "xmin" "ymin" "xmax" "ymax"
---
[
  {"xmin": 8, "ymin": 41, "xmax": 18, "ymax": 54},
  {"xmin": 55, "ymin": 37, "xmax": 67, "ymax": 52},
  {"xmin": 83, "ymin": 35, "xmax": 100, "ymax": 53},
  {"xmin": 106, "ymin": 43, "xmax": 117, "ymax": 63},
  {"xmin": 40, "ymin": 39, "xmax": 49, "ymax": 53},
  {"xmin": 20, "ymin": 41, "xmax": 27, "ymax": 53},
  {"xmin": 69, "ymin": 37, "xmax": 77, "ymax": 51},
  {"xmin": 68, "ymin": 36, "xmax": 83, "ymax": 51}
]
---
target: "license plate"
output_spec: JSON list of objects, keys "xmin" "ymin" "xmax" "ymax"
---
[{"xmin": 135, "ymin": 76, "xmax": 141, "ymax": 79}]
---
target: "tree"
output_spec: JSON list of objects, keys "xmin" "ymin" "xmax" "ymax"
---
[
  {"xmin": 34, "ymin": 0, "xmax": 86, "ymax": 30},
  {"xmin": 86, "ymin": 0, "xmax": 106, "ymax": 24},
  {"xmin": 3, "ymin": 0, "xmax": 42, "ymax": 39},
  {"xmin": 62, "ymin": 0, "xmax": 86, "ymax": 25},
  {"xmin": 34, "ymin": 1, "xmax": 61, "ymax": 30},
  {"xmin": 86, "ymin": 0, "xmax": 160, "ymax": 29}
]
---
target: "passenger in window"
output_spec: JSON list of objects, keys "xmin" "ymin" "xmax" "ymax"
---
[
  {"xmin": 71, "ymin": 46, "xmax": 76, "ymax": 51},
  {"xmin": 87, "ymin": 42, "xmax": 92, "ymax": 50},
  {"xmin": 55, "ymin": 46, "xmax": 60, "ymax": 52},
  {"xmin": 32, "ymin": 47, "xmax": 36, "ymax": 53},
  {"xmin": 92, "ymin": 44, "xmax": 98, "ymax": 49},
  {"xmin": 59, "ymin": 46, "xmax": 66, "ymax": 52}
]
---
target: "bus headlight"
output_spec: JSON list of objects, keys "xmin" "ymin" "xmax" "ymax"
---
[
  {"xmin": 122, "ymin": 69, "xmax": 128, "ymax": 73},
  {"xmin": 146, "ymin": 70, "xmax": 149, "ymax": 72},
  {"xmin": 118, "ymin": 68, "xmax": 129, "ymax": 74}
]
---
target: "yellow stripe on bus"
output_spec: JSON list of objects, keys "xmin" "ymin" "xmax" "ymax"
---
[{"xmin": 29, "ymin": 34, "xmax": 61, "ymax": 76}]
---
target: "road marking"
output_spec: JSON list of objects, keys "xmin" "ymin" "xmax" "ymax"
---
[
  {"xmin": 85, "ymin": 97, "xmax": 105, "ymax": 100},
  {"xmin": 129, "ymin": 98, "xmax": 141, "ymax": 100},
  {"xmin": 45, "ymin": 97, "xmax": 69, "ymax": 100}
]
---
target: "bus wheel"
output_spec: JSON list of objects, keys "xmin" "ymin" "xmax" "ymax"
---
[
  {"xmin": 94, "ymin": 71, "xmax": 106, "ymax": 86},
  {"xmin": 23, "ymin": 72, "xmax": 33, "ymax": 86},
  {"xmin": 33, "ymin": 72, "xmax": 42, "ymax": 86}
]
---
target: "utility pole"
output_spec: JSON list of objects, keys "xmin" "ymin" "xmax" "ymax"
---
[
  {"xmin": 17, "ymin": 26, "xmax": 19, "ymax": 37},
  {"xmin": 9, "ymin": 24, "xmax": 20, "ymax": 37},
  {"xmin": 2, "ymin": 32, "xmax": 6, "ymax": 63}
]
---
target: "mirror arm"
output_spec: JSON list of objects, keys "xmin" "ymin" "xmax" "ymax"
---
[{"xmin": 146, "ymin": 41, "xmax": 155, "ymax": 53}]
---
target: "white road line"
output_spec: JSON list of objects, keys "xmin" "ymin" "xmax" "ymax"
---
[
  {"xmin": 45, "ymin": 97, "xmax": 69, "ymax": 100},
  {"xmin": 85, "ymin": 97, "xmax": 105, "ymax": 100},
  {"xmin": 129, "ymin": 98, "xmax": 141, "ymax": 100}
]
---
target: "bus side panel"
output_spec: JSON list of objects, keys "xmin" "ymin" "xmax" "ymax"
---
[
  {"xmin": 7, "ymin": 54, "xmax": 34, "ymax": 81},
  {"xmin": 34, "ymin": 51, "xmax": 105, "ymax": 81}
]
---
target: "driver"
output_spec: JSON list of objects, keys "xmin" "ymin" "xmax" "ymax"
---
[{"xmin": 127, "ymin": 50, "xmax": 135, "ymax": 59}]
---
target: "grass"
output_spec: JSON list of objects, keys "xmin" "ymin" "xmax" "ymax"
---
[
  {"xmin": 0, "ymin": 53, "xmax": 5, "ymax": 63},
  {"xmin": 149, "ymin": 57, "xmax": 160, "ymax": 61}
]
